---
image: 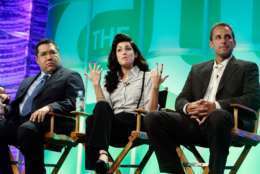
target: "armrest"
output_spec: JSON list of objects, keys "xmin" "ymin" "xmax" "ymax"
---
[
  {"xmin": 230, "ymin": 104, "xmax": 258, "ymax": 132},
  {"xmin": 70, "ymin": 111, "xmax": 90, "ymax": 136},
  {"xmin": 160, "ymin": 108, "xmax": 175, "ymax": 112},
  {"xmin": 134, "ymin": 108, "xmax": 148, "ymax": 114},
  {"xmin": 45, "ymin": 111, "xmax": 90, "ymax": 141},
  {"xmin": 45, "ymin": 112, "xmax": 74, "ymax": 138},
  {"xmin": 134, "ymin": 108, "xmax": 145, "ymax": 133},
  {"xmin": 230, "ymin": 104, "xmax": 257, "ymax": 116},
  {"xmin": 70, "ymin": 111, "xmax": 90, "ymax": 117}
]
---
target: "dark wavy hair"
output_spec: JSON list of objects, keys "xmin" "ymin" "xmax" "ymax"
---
[{"xmin": 105, "ymin": 33, "xmax": 149, "ymax": 93}]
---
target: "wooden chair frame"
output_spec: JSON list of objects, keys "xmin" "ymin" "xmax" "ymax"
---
[
  {"xmin": 44, "ymin": 111, "xmax": 88, "ymax": 174},
  {"xmin": 9, "ymin": 147, "xmax": 24, "ymax": 174},
  {"xmin": 108, "ymin": 89, "xmax": 168, "ymax": 174},
  {"xmin": 8, "ymin": 111, "xmax": 88, "ymax": 174},
  {"xmin": 178, "ymin": 104, "xmax": 260, "ymax": 174}
]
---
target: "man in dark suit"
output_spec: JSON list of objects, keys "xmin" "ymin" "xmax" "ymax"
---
[
  {"xmin": 0, "ymin": 39, "xmax": 84, "ymax": 174},
  {"xmin": 144, "ymin": 23, "xmax": 260, "ymax": 174}
]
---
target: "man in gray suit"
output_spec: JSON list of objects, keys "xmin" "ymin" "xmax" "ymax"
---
[
  {"xmin": 144, "ymin": 23, "xmax": 260, "ymax": 174},
  {"xmin": 0, "ymin": 39, "xmax": 84, "ymax": 174}
]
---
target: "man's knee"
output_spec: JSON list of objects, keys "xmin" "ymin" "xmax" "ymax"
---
[
  {"xmin": 17, "ymin": 121, "xmax": 41, "ymax": 150},
  {"xmin": 208, "ymin": 109, "xmax": 233, "ymax": 127},
  {"xmin": 144, "ymin": 111, "xmax": 162, "ymax": 130},
  {"xmin": 18, "ymin": 121, "xmax": 39, "ymax": 135},
  {"xmin": 145, "ymin": 111, "xmax": 183, "ymax": 127}
]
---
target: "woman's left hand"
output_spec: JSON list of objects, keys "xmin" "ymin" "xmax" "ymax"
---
[{"xmin": 150, "ymin": 63, "xmax": 168, "ymax": 89}]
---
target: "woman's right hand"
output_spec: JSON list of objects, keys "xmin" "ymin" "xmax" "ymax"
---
[{"xmin": 85, "ymin": 63, "xmax": 102, "ymax": 86}]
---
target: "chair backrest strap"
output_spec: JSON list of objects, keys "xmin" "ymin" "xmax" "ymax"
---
[{"xmin": 136, "ymin": 71, "xmax": 146, "ymax": 109}]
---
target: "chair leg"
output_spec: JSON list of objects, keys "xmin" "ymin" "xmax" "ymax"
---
[
  {"xmin": 176, "ymin": 146, "xmax": 194, "ymax": 174},
  {"xmin": 187, "ymin": 146, "xmax": 205, "ymax": 163},
  {"xmin": 134, "ymin": 145, "xmax": 154, "ymax": 174},
  {"xmin": 229, "ymin": 145, "xmax": 252, "ymax": 174},
  {"xmin": 51, "ymin": 145, "xmax": 73, "ymax": 174},
  {"xmin": 188, "ymin": 146, "xmax": 209, "ymax": 174},
  {"xmin": 202, "ymin": 167, "xmax": 209, "ymax": 174},
  {"xmin": 108, "ymin": 152, "xmax": 122, "ymax": 174},
  {"xmin": 9, "ymin": 150, "xmax": 20, "ymax": 174},
  {"xmin": 108, "ymin": 140, "xmax": 134, "ymax": 174}
]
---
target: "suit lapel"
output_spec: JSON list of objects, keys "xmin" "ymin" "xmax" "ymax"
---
[
  {"xmin": 217, "ymin": 57, "xmax": 237, "ymax": 93},
  {"xmin": 16, "ymin": 75, "xmax": 39, "ymax": 99},
  {"xmin": 201, "ymin": 61, "xmax": 214, "ymax": 96}
]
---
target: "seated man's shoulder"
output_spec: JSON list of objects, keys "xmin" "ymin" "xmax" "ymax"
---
[
  {"xmin": 57, "ymin": 66, "xmax": 72, "ymax": 73},
  {"xmin": 21, "ymin": 76, "xmax": 36, "ymax": 85},
  {"xmin": 192, "ymin": 60, "xmax": 213, "ymax": 70},
  {"xmin": 235, "ymin": 58, "xmax": 257, "ymax": 67},
  {"xmin": 57, "ymin": 66, "xmax": 80, "ymax": 77},
  {"xmin": 233, "ymin": 59, "xmax": 259, "ymax": 74}
]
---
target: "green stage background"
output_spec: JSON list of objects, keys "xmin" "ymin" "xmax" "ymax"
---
[{"xmin": 45, "ymin": 0, "xmax": 260, "ymax": 173}]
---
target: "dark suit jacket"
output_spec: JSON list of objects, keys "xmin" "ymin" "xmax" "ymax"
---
[
  {"xmin": 175, "ymin": 57, "xmax": 260, "ymax": 130},
  {"xmin": 6, "ymin": 66, "xmax": 84, "ymax": 134}
]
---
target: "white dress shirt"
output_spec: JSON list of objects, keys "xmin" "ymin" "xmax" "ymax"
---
[
  {"xmin": 102, "ymin": 66, "xmax": 152, "ymax": 114},
  {"xmin": 203, "ymin": 57, "xmax": 231, "ymax": 108},
  {"xmin": 183, "ymin": 57, "xmax": 232, "ymax": 113}
]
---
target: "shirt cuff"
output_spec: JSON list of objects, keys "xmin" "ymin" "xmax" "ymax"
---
[
  {"xmin": 183, "ymin": 103, "xmax": 189, "ymax": 114},
  {"xmin": 215, "ymin": 101, "xmax": 221, "ymax": 109},
  {"xmin": 48, "ymin": 105, "xmax": 53, "ymax": 112}
]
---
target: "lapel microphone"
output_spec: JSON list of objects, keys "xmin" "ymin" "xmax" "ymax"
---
[{"xmin": 123, "ymin": 82, "xmax": 130, "ymax": 87}]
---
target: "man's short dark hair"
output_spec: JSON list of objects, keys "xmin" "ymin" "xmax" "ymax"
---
[
  {"xmin": 210, "ymin": 23, "xmax": 236, "ymax": 42},
  {"xmin": 35, "ymin": 39, "xmax": 59, "ymax": 56}
]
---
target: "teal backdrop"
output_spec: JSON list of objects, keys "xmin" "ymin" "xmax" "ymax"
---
[{"xmin": 45, "ymin": 0, "xmax": 260, "ymax": 173}]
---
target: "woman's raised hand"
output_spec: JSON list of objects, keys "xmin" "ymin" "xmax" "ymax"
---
[
  {"xmin": 151, "ymin": 63, "xmax": 168, "ymax": 90},
  {"xmin": 84, "ymin": 63, "xmax": 102, "ymax": 86}
]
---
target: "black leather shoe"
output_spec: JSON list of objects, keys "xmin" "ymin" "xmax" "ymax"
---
[{"xmin": 95, "ymin": 159, "xmax": 109, "ymax": 174}]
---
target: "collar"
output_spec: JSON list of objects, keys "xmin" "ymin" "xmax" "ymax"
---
[
  {"xmin": 119, "ymin": 66, "xmax": 140, "ymax": 82},
  {"xmin": 128, "ymin": 66, "xmax": 140, "ymax": 79},
  {"xmin": 213, "ymin": 56, "xmax": 232, "ymax": 69},
  {"xmin": 40, "ymin": 72, "xmax": 51, "ymax": 79}
]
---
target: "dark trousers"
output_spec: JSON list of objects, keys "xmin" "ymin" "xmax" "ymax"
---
[
  {"xmin": 0, "ymin": 117, "xmax": 49, "ymax": 174},
  {"xmin": 144, "ymin": 109, "xmax": 234, "ymax": 174},
  {"xmin": 85, "ymin": 101, "xmax": 145, "ymax": 170}
]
